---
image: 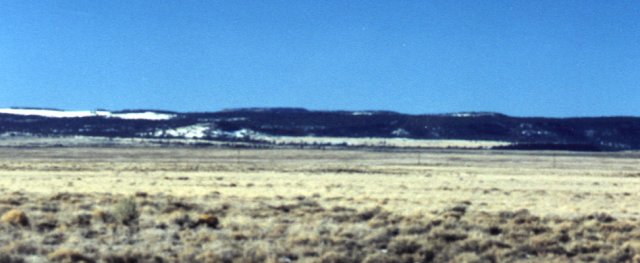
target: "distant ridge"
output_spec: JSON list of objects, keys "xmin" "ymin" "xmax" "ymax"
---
[
  {"xmin": 0, "ymin": 107, "xmax": 639, "ymax": 151},
  {"xmin": 438, "ymin": 112, "xmax": 507, "ymax": 118},
  {"xmin": 221, "ymin": 107, "xmax": 309, "ymax": 113}
]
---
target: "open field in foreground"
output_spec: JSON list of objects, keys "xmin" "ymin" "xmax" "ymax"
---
[{"xmin": 0, "ymin": 147, "xmax": 639, "ymax": 262}]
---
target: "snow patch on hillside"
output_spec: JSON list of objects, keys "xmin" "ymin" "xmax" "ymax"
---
[
  {"xmin": 111, "ymin": 112, "xmax": 175, "ymax": 120},
  {"xmin": 0, "ymin": 108, "xmax": 95, "ymax": 118},
  {"xmin": 232, "ymin": 129, "xmax": 261, "ymax": 139},
  {"xmin": 391, "ymin": 128, "xmax": 410, "ymax": 137},
  {"xmin": 352, "ymin": 111, "xmax": 374, "ymax": 116},
  {"xmin": 0, "ymin": 108, "xmax": 175, "ymax": 120},
  {"xmin": 444, "ymin": 112, "xmax": 502, "ymax": 117},
  {"xmin": 156, "ymin": 124, "xmax": 209, "ymax": 138}
]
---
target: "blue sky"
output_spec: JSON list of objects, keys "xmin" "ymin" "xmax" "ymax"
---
[{"xmin": 0, "ymin": 1, "xmax": 638, "ymax": 117}]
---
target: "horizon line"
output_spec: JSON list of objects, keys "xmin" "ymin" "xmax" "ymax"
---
[{"xmin": 1, "ymin": 106, "xmax": 638, "ymax": 119}]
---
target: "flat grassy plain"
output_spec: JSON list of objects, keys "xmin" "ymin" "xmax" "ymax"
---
[{"xmin": 0, "ymin": 147, "xmax": 639, "ymax": 262}]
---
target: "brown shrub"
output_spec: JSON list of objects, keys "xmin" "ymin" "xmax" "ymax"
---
[
  {"xmin": 170, "ymin": 212, "xmax": 192, "ymax": 228},
  {"xmin": 91, "ymin": 209, "xmax": 115, "ymax": 224},
  {"xmin": 388, "ymin": 236, "xmax": 422, "ymax": 255},
  {"xmin": 196, "ymin": 243, "xmax": 242, "ymax": 263},
  {"xmin": 319, "ymin": 251, "xmax": 358, "ymax": 263},
  {"xmin": 102, "ymin": 251, "xmax": 162, "ymax": 263},
  {"xmin": 0, "ymin": 253, "xmax": 25, "ymax": 263},
  {"xmin": 35, "ymin": 217, "xmax": 58, "ymax": 233},
  {"xmin": 47, "ymin": 248, "xmax": 95, "ymax": 263},
  {"xmin": 0, "ymin": 209, "xmax": 29, "ymax": 227},
  {"xmin": 362, "ymin": 253, "xmax": 401, "ymax": 263},
  {"xmin": 195, "ymin": 213, "xmax": 219, "ymax": 229},
  {"xmin": 363, "ymin": 227, "xmax": 397, "ymax": 249},
  {"xmin": 241, "ymin": 242, "xmax": 271, "ymax": 263},
  {"xmin": 1, "ymin": 241, "xmax": 38, "ymax": 255},
  {"xmin": 357, "ymin": 206, "xmax": 382, "ymax": 221},
  {"xmin": 431, "ymin": 229, "xmax": 468, "ymax": 243},
  {"xmin": 72, "ymin": 213, "xmax": 92, "ymax": 227},
  {"xmin": 451, "ymin": 252, "xmax": 483, "ymax": 263},
  {"xmin": 42, "ymin": 233, "xmax": 66, "ymax": 246}
]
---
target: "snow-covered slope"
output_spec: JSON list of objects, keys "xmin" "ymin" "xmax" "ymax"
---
[
  {"xmin": 110, "ymin": 112, "xmax": 175, "ymax": 120},
  {"xmin": 155, "ymin": 124, "xmax": 209, "ymax": 138},
  {"xmin": 0, "ymin": 108, "xmax": 97, "ymax": 118},
  {"xmin": 0, "ymin": 108, "xmax": 175, "ymax": 120}
]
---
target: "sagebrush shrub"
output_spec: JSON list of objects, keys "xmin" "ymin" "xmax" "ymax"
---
[{"xmin": 113, "ymin": 197, "xmax": 139, "ymax": 226}]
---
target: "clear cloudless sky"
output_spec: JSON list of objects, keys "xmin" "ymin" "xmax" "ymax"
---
[{"xmin": 0, "ymin": 1, "xmax": 638, "ymax": 117}]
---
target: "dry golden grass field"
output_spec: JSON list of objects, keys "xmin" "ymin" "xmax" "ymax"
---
[{"xmin": 0, "ymin": 147, "xmax": 639, "ymax": 262}]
